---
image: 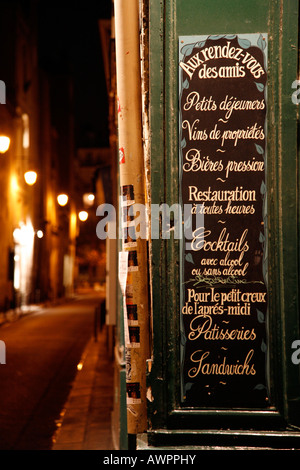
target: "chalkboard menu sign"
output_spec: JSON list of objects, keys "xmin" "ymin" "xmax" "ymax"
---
[{"xmin": 179, "ymin": 34, "xmax": 269, "ymax": 407}]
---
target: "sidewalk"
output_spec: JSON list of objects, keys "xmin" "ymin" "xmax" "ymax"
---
[
  {"xmin": 52, "ymin": 327, "xmax": 114, "ymax": 450},
  {"xmin": 0, "ymin": 304, "xmax": 43, "ymax": 327}
]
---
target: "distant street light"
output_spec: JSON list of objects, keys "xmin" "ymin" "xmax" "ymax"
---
[
  {"xmin": 24, "ymin": 170, "xmax": 37, "ymax": 185},
  {"xmin": 78, "ymin": 210, "xmax": 88, "ymax": 221},
  {"xmin": 57, "ymin": 193, "xmax": 69, "ymax": 206},
  {"xmin": 0, "ymin": 135, "xmax": 10, "ymax": 153},
  {"xmin": 36, "ymin": 230, "xmax": 44, "ymax": 238}
]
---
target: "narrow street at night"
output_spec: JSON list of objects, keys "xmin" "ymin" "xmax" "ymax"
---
[{"xmin": 0, "ymin": 293, "xmax": 108, "ymax": 450}]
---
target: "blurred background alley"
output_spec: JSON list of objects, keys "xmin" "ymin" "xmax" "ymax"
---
[
  {"xmin": 1, "ymin": 0, "xmax": 300, "ymax": 454},
  {"xmin": 0, "ymin": 0, "xmax": 112, "ymax": 310}
]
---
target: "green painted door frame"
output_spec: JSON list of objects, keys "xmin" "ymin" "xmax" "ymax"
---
[{"xmin": 147, "ymin": 0, "xmax": 300, "ymax": 447}]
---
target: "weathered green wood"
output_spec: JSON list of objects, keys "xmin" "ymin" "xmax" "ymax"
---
[
  {"xmin": 148, "ymin": 0, "xmax": 168, "ymax": 430},
  {"xmin": 274, "ymin": 0, "xmax": 300, "ymax": 424}
]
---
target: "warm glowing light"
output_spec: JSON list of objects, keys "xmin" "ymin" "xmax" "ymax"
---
[
  {"xmin": 24, "ymin": 171, "xmax": 37, "ymax": 185},
  {"xmin": 13, "ymin": 228, "xmax": 22, "ymax": 243},
  {"xmin": 0, "ymin": 135, "xmax": 10, "ymax": 153},
  {"xmin": 70, "ymin": 211, "xmax": 77, "ymax": 239},
  {"xmin": 77, "ymin": 362, "xmax": 83, "ymax": 371},
  {"xmin": 78, "ymin": 210, "xmax": 88, "ymax": 221},
  {"xmin": 13, "ymin": 219, "xmax": 35, "ymax": 293},
  {"xmin": 10, "ymin": 174, "xmax": 19, "ymax": 193},
  {"xmin": 22, "ymin": 114, "xmax": 30, "ymax": 149},
  {"xmin": 36, "ymin": 230, "xmax": 44, "ymax": 238},
  {"xmin": 57, "ymin": 194, "xmax": 68, "ymax": 206}
]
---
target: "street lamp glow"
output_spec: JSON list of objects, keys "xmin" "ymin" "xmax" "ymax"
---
[
  {"xmin": 83, "ymin": 193, "xmax": 95, "ymax": 206},
  {"xmin": 24, "ymin": 170, "xmax": 37, "ymax": 185},
  {"xmin": 36, "ymin": 230, "xmax": 44, "ymax": 238},
  {"xmin": 57, "ymin": 194, "xmax": 68, "ymax": 206},
  {"xmin": 0, "ymin": 135, "xmax": 10, "ymax": 153},
  {"xmin": 78, "ymin": 210, "xmax": 88, "ymax": 221}
]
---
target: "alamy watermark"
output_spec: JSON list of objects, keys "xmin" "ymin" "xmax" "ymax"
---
[
  {"xmin": 289, "ymin": 82, "xmax": 300, "ymax": 366},
  {"xmin": 0, "ymin": 80, "xmax": 6, "ymax": 104},
  {"xmin": 96, "ymin": 199, "xmax": 205, "ymax": 251},
  {"xmin": 291, "ymin": 340, "xmax": 300, "ymax": 365}
]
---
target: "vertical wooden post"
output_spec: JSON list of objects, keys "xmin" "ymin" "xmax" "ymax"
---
[{"xmin": 114, "ymin": 0, "xmax": 150, "ymax": 435}]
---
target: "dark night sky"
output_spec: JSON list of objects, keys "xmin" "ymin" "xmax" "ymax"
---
[{"xmin": 38, "ymin": 1, "xmax": 111, "ymax": 148}]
